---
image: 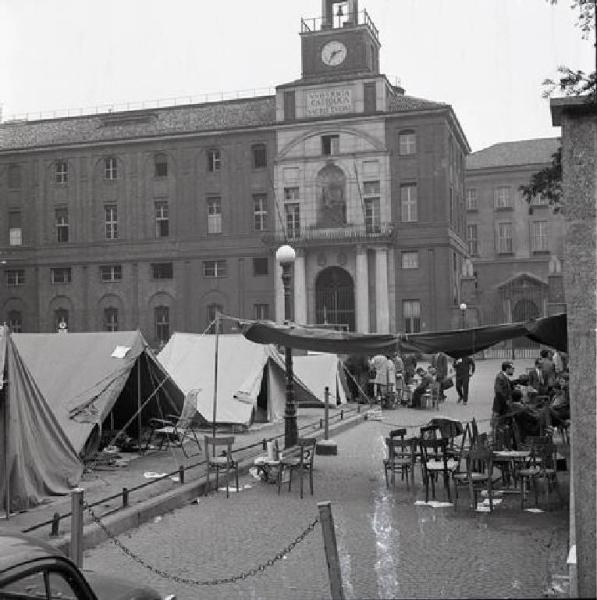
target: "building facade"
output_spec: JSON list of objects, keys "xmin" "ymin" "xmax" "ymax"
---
[
  {"xmin": 462, "ymin": 137, "xmax": 565, "ymax": 329},
  {"xmin": 0, "ymin": 1, "xmax": 469, "ymax": 347}
]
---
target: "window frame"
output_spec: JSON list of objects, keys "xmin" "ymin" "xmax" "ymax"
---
[
  {"xmin": 496, "ymin": 222, "xmax": 513, "ymax": 254},
  {"xmin": 55, "ymin": 207, "xmax": 69, "ymax": 243},
  {"xmin": 251, "ymin": 144, "xmax": 267, "ymax": 169},
  {"xmin": 154, "ymin": 200, "xmax": 170, "ymax": 238},
  {"xmin": 105, "ymin": 157, "xmax": 118, "ymax": 180},
  {"xmin": 207, "ymin": 149, "xmax": 222, "ymax": 172},
  {"xmin": 104, "ymin": 204, "xmax": 118, "ymax": 240},
  {"xmin": 466, "ymin": 188, "xmax": 478, "ymax": 211},
  {"xmin": 403, "ymin": 299, "xmax": 421, "ymax": 333},
  {"xmin": 151, "ymin": 262, "xmax": 174, "ymax": 280},
  {"xmin": 253, "ymin": 193, "xmax": 268, "ymax": 231},
  {"xmin": 398, "ymin": 130, "xmax": 417, "ymax": 156},
  {"xmin": 400, "ymin": 184, "xmax": 418, "ymax": 222},
  {"xmin": 494, "ymin": 186, "xmax": 512, "ymax": 209},
  {"xmin": 466, "ymin": 223, "xmax": 478, "ymax": 256},
  {"xmin": 253, "ymin": 303, "xmax": 269, "ymax": 320},
  {"xmin": 103, "ymin": 307, "xmax": 119, "ymax": 332},
  {"xmin": 99, "ymin": 264, "xmax": 122, "ymax": 282},
  {"xmin": 203, "ymin": 260, "xmax": 227, "ymax": 278},
  {"xmin": 154, "ymin": 305, "xmax": 170, "ymax": 344},
  {"xmin": 6, "ymin": 269, "xmax": 25, "ymax": 286},
  {"xmin": 531, "ymin": 220, "xmax": 549, "ymax": 252},
  {"xmin": 321, "ymin": 135, "xmax": 340, "ymax": 156},
  {"xmin": 401, "ymin": 251, "xmax": 419, "ymax": 269},
  {"xmin": 51, "ymin": 267, "xmax": 72, "ymax": 284},
  {"xmin": 55, "ymin": 160, "xmax": 68, "ymax": 184},
  {"xmin": 253, "ymin": 257, "xmax": 269, "ymax": 276},
  {"xmin": 207, "ymin": 196, "xmax": 222, "ymax": 234},
  {"xmin": 154, "ymin": 154, "xmax": 168, "ymax": 178}
]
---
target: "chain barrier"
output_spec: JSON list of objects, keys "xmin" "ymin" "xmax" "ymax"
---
[
  {"xmin": 85, "ymin": 502, "xmax": 319, "ymax": 586},
  {"xmin": 377, "ymin": 416, "xmax": 491, "ymax": 429}
]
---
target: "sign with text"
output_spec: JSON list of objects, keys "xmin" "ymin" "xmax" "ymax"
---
[{"xmin": 306, "ymin": 88, "xmax": 352, "ymax": 116}]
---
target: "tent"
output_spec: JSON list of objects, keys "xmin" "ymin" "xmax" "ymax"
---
[
  {"xmin": 239, "ymin": 313, "xmax": 568, "ymax": 358},
  {"xmin": 157, "ymin": 333, "xmax": 322, "ymax": 428},
  {"xmin": 1, "ymin": 326, "xmax": 82, "ymax": 513},
  {"xmin": 12, "ymin": 330, "xmax": 184, "ymax": 459},
  {"xmin": 293, "ymin": 353, "xmax": 348, "ymax": 406}
]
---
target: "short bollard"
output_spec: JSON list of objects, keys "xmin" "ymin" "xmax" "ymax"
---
[
  {"xmin": 70, "ymin": 488, "xmax": 84, "ymax": 568},
  {"xmin": 179, "ymin": 465, "xmax": 185, "ymax": 484},
  {"xmin": 122, "ymin": 487, "xmax": 129, "ymax": 508},
  {"xmin": 318, "ymin": 501, "xmax": 345, "ymax": 600},
  {"xmin": 316, "ymin": 386, "xmax": 337, "ymax": 456},
  {"xmin": 50, "ymin": 512, "xmax": 60, "ymax": 537},
  {"xmin": 262, "ymin": 438, "xmax": 267, "ymax": 451},
  {"xmin": 320, "ymin": 418, "xmax": 323, "ymax": 429},
  {"xmin": 340, "ymin": 409, "xmax": 344, "ymax": 420}
]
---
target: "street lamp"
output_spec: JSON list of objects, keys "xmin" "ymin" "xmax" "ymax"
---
[
  {"xmin": 459, "ymin": 302, "xmax": 467, "ymax": 329},
  {"xmin": 276, "ymin": 244, "xmax": 297, "ymax": 449}
]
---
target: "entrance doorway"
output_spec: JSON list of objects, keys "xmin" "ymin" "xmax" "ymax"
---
[{"xmin": 315, "ymin": 267, "xmax": 355, "ymax": 331}]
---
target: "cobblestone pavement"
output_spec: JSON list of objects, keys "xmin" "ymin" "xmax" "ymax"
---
[{"xmin": 84, "ymin": 397, "xmax": 569, "ymax": 599}]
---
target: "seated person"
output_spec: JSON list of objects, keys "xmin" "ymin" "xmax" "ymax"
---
[
  {"xmin": 514, "ymin": 373, "xmax": 535, "ymax": 404},
  {"xmin": 411, "ymin": 367, "xmax": 436, "ymax": 409}
]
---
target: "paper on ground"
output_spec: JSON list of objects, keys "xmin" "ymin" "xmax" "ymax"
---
[
  {"xmin": 144, "ymin": 471, "xmax": 167, "ymax": 479},
  {"xmin": 524, "ymin": 508, "xmax": 544, "ymax": 513},
  {"xmin": 414, "ymin": 500, "xmax": 453, "ymax": 508}
]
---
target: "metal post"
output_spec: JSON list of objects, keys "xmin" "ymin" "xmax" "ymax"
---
[
  {"xmin": 122, "ymin": 487, "xmax": 129, "ymax": 508},
  {"xmin": 324, "ymin": 386, "xmax": 330, "ymax": 440},
  {"xmin": 70, "ymin": 488, "xmax": 84, "ymax": 567},
  {"xmin": 317, "ymin": 501, "xmax": 345, "ymax": 600},
  {"xmin": 282, "ymin": 263, "xmax": 297, "ymax": 448}
]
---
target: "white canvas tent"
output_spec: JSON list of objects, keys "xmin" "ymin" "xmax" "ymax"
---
[
  {"xmin": 157, "ymin": 333, "xmax": 321, "ymax": 428},
  {"xmin": 293, "ymin": 353, "xmax": 348, "ymax": 406},
  {"xmin": 12, "ymin": 330, "xmax": 184, "ymax": 459}
]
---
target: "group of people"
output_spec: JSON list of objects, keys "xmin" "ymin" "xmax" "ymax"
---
[{"xmin": 491, "ymin": 348, "xmax": 570, "ymax": 444}]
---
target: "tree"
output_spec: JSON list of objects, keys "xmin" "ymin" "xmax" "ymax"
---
[{"xmin": 520, "ymin": 1, "xmax": 595, "ymax": 212}]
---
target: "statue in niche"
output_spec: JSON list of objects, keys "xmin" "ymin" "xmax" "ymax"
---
[{"xmin": 317, "ymin": 164, "xmax": 347, "ymax": 228}]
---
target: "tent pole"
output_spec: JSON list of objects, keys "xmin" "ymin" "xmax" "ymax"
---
[
  {"xmin": 3, "ymin": 330, "xmax": 10, "ymax": 519},
  {"xmin": 212, "ymin": 313, "xmax": 220, "ymax": 438},
  {"xmin": 137, "ymin": 356, "xmax": 142, "ymax": 452}
]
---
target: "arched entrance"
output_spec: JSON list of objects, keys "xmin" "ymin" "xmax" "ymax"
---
[
  {"xmin": 315, "ymin": 267, "xmax": 355, "ymax": 331},
  {"xmin": 512, "ymin": 298, "xmax": 540, "ymax": 322}
]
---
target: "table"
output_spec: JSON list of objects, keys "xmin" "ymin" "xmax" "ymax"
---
[
  {"xmin": 493, "ymin": 450, "xmax": 530, "ymax": 488},
  {"xmin": 253, "ymin": 455, "xmax": 281, "ymax": 484}
]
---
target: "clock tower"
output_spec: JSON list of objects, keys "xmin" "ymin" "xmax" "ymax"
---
[{"xmin": 300, "ymin": 0, "xmax": 381, "ymax": 81}]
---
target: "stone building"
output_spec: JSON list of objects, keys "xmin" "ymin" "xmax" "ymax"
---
[
  {"xmin": 0, "ymin": 1, "xmax": 469, "ymax": 347},
  {"xmin": 462, "ymin": 137, "xmax": 565, "ymax": 330}
]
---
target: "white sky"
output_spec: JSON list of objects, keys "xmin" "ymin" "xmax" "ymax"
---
[{"xmin": 0, "ymin": 0, "xmax": 594, "ymax": 151}]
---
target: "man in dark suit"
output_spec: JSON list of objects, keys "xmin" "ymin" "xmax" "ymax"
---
[
  {"xmin": 453, "ymin": 355, "xmax": 475, "ymax": 405},
  {"xmin": 528, "ymin": 358, "xmax": 548, "ymax": 396},
  {"xmin": 491, "ymin": 361, "xmax": 515, "ymax": 442}
]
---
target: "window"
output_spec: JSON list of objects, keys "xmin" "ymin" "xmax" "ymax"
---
[
  {"xmin": 104, "ymin": 307, "xmax": 119, "ymax": 331},
  {"xmin": 8, "ymin": 310, "xmax": 22, "ymax": 333},
  {"xmin": 364, "ymin": 82, "xmax": 376, "ymax": 112},
  {"xmin": 494, "ymin": 186, "xmax": 512, "ymax": 209},
  {"xmin": 100, "ymin": 265, "xmax": 122, "ymax": 282},
  {"xmin": 55, "ymin": 160, "xmax": 68, "ymax": 183},
  {"xmin": 284, "ymin": 90, "xmax": 296, "ymax": 120},
  {"xmin": 7, "ymin": 164, "xmax": 21, "ymax": 188},
  {"xmin": 105, "ymin": 205, "xmax": 118, "ymax": 239},
  {"xmin": 252, "ymin": 144, "xmax": 267, "ymax": 169},
  {"xmin": 207, "ymin": 149, "xmax": 221, "ymax": 172},
  {"xmin": 497, "ymin": 222, "xmax": 513, "ymax": 253},
  {"xmin": 403, "ymin": 300, "xmax": 421, "ymax": 333},
  {"xmin": 321, "ymin": 135, "xmax": 339, "ymax": 156},
  {"xmin": 363, "ymin": 180, "xmax": 380, "ymax": 233},
  {"xmin": 6, "ymin": 269, "xmax": 25, "ymax": 286},
  {"xmin": 154, "ymin": 154, "xmax": 168, "ymax": 177},
  {"xmin": 152, "ymin": 262, "xmax": 173, "ymax": 279},
  {"xmin": 105, "ymin": 157, "xmax": 118, "ymax": 180},
  {"xmin": 398, "ymin": 131, "xmax": 416, "ymax": 155},
  {"xmin": 466, "ymin": 224, "xmax": 478, "ymax": 256},
  {"xmin": 254, "ymin": 303, "xmax": 269, "ymax": 320},
  {"xmin": 54, "ymin": 308, "xmax": 69, "ymax": 331},
  {"xmin": 207, "ymin": 303, "xmax": 224, "ymax": 333},
  {"xmin": 155, "ymin": 200, "xmax": 169, "ymax": 238},
  {"xmin": 253, "ymin": 193, "xmax": 267, "ymax": 231},
  {"xmin": 532, "ymin": 194, "xmax": 549, "ymax": 206},
  {"xmin": 203, "ymin": 260, "xmax": 227, "ymax": 278},
  {"xmin": 9, "ymin": 210, "xmax": 22, "ymax": 246},
  {"xmin": 55, "ymin": 208, "xmax": 69, "ymax": 243},
  {"xmin": 531, "ymin": 221, "xmax": 549, "ymax": 251},
  {"xmin": 466, "ymin": 188, "xmax": 478, "ymax": 210},
  {"xmin": 207, "ymin": 197, "xmax": 222, "ymax": 234},
  {"xmin": 155, "ymin": 306, "xmax": 170, "ymax": 344},
  {"xmin": 400, "ymin": 184, "xmax": 418, "ymax": 222},
  {"xmin": 285, "ymin": 203, "xmax": 300, "ymax": 239},
  {"xmin": 253, "ymin": 257, "xmax": 269, "ymax": 276},
  {"xmin": 51, "ymin": 267, "xmax": 72, "ymax": 284},
  {"xmin": 401, "ymin": 251, "xmax": 419, "ymax": 269}
]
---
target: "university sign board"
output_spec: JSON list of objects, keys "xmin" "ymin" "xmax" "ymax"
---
[{"xmin": 306, "ymin": 88, "xmax": 352, "ymax": 116}]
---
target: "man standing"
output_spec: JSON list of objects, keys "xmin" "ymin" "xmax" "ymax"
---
[
  {"xmin": 453, "ymin": 355, "xmax": 475, "ymax": 405},
  {"xmin": 492, "ymin": 361, "xmax": 515, "ymax": 442}
]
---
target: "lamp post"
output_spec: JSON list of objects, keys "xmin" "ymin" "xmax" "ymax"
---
[
  {"xmin": 459, "ymin": 302, "xmax": 467, "ymax": 329},
  {"xmin": 276, "ymin": 244, "xmax": 297, "ymax": 449}
]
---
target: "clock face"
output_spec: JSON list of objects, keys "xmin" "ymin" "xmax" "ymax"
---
[{"xmin": 321, "ymin": 41, "xmax": 347, "ymax": 66}]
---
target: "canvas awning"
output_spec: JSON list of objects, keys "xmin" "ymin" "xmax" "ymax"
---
[{"xmin": 239, "ymin": 313, "xmax": 567, "ymax": 358}]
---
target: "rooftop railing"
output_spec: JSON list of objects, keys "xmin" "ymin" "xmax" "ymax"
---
[{"xmin": 300, "ymin": 9, "xmax": 379, "ymax": 43}]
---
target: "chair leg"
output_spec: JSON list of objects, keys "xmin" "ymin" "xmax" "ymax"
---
[
  {"xmin": 277, "ymin": 465, "xmax": 283, "ymax": 495},
  {"xmin": 384, "ymin": 464, "xmax": 389, "ymax": 489},
  {"xmin": 309, "ymin": 467, "xmax": 314, "ymax": 496},
  {"xmin": 520, "ymin": 476, "xmax": 525, "ymax": 509},
  {"xmin": 533, "ymin": 477, "xmax": 539, "ymax": 506},
  {"xmin": 288, "ymin": 468, "xmax": 293, "ymax": 492},
  {"xmin": 205, "ymin": 467, "xmax": 210, "ymax": 496},
  {"xmin": 424, "ymin": 470, "xmax": 430, "ymax": 503},
  {"xmin": 225, "ymin": 466, "xmax": 229, "ymax": 499},
  {"xmin": 299, "ymin": 468, "xmax": 304, "ymax": 499},
  {"xmin": 235, "ymin": 464, "xmax": 239, "ymax": 493}
]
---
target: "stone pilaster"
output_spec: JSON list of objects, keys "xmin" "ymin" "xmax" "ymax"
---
[
  {"xmin": 355, "ymin": 245, "xmax": 369, "ymax": 332},
  {"xmin": 374, "ymin": 246, "xmax": 389, "ymax": 333}
]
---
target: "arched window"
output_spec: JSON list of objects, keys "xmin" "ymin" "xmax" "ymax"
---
[
  {"xmin": 154, "ymin": 154, "xmax": 168, "ymax": 178},
  {"xmin": 7, "ymin": 310, "xmax": 22, "ymax": 333},
  {"xmin": 104, "ymin": 307, "xmax": 119, "ymax": 332},
  {"xmin": 54, "ymin": 309, "xmax": 69, "ymax": 332},
  {"xmin": 154, "ymin": 305, "xmax": 170, "ymax": 344},
  {"xmin": 398, "ymin": 130, "xmax": 417, "ymax": 156},
  {"xmin": 207, "ymin": 149, "xmax": 221, "ymax": 172},
  {"xmin": 105, "ymin": 157, "xmax": 118, "ymax": 180}
]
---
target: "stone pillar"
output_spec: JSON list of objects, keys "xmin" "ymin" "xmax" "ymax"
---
[
  {"xmin": 374, "ymin": 246, "xmax": 389, "ymax": 333},
  {"xmin": 551, "ymin": 98, "xmax": 596, "ymax": 599},
  {"xmin": 355, "ymin": 245, "xmax": 369, "ymax": 332},
  {"xmin": 293, "ymin": 250, "xmax": 307, "ymax": 324}
]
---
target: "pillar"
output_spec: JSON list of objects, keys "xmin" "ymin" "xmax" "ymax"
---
[
  {"xmin": 355, "ymin": 245, "xmax": 369, "ymax": 332},
  {"xmin": 293, "ymin": 250, "xmax": 307, "ymax": 324},
  {"xmin": 275, "ymin": 262, "xmax": 284, "ymax": 323},
  {"xmin": 374, "ymin": 246, "xmax": 389, "ymax": 333}
]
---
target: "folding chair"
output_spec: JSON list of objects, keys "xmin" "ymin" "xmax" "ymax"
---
[
  {"xmin": 204, "ymin": 436, "xmax": 239, "ymax": 498},
  {"xmin": 147, "ymin": 414, "xmax": 202, "ymax": 458}
]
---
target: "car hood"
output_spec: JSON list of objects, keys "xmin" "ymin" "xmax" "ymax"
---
[{"xmin": 83, "ymin": 570, "xmax": 162, "ymax": 600}]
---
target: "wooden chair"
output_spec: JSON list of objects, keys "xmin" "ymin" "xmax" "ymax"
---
[
  {"xmin": 384, "ymin": 436, "xmax": 417, "ymax": 489},
  {"xmin": 204, "ymin": 436, "xmax": 239, "ymax": 498},
  {"xmin": 147, "ymin": 414, "xmax": 202, "ymax": 458},
  {"xmin": 419, "ymin": 438, "xmax": 458, "ymax": 502},
  {"xmin": 518, "ymin": 440, "xmax": 563, "ymax": 509},
  {"xmin": 453, "ymin": 443, "xmax": 498, "ymax": 511},
  {"xmin": 277, "ymin": 437, "xmax": 316, "ymax": 499}
]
